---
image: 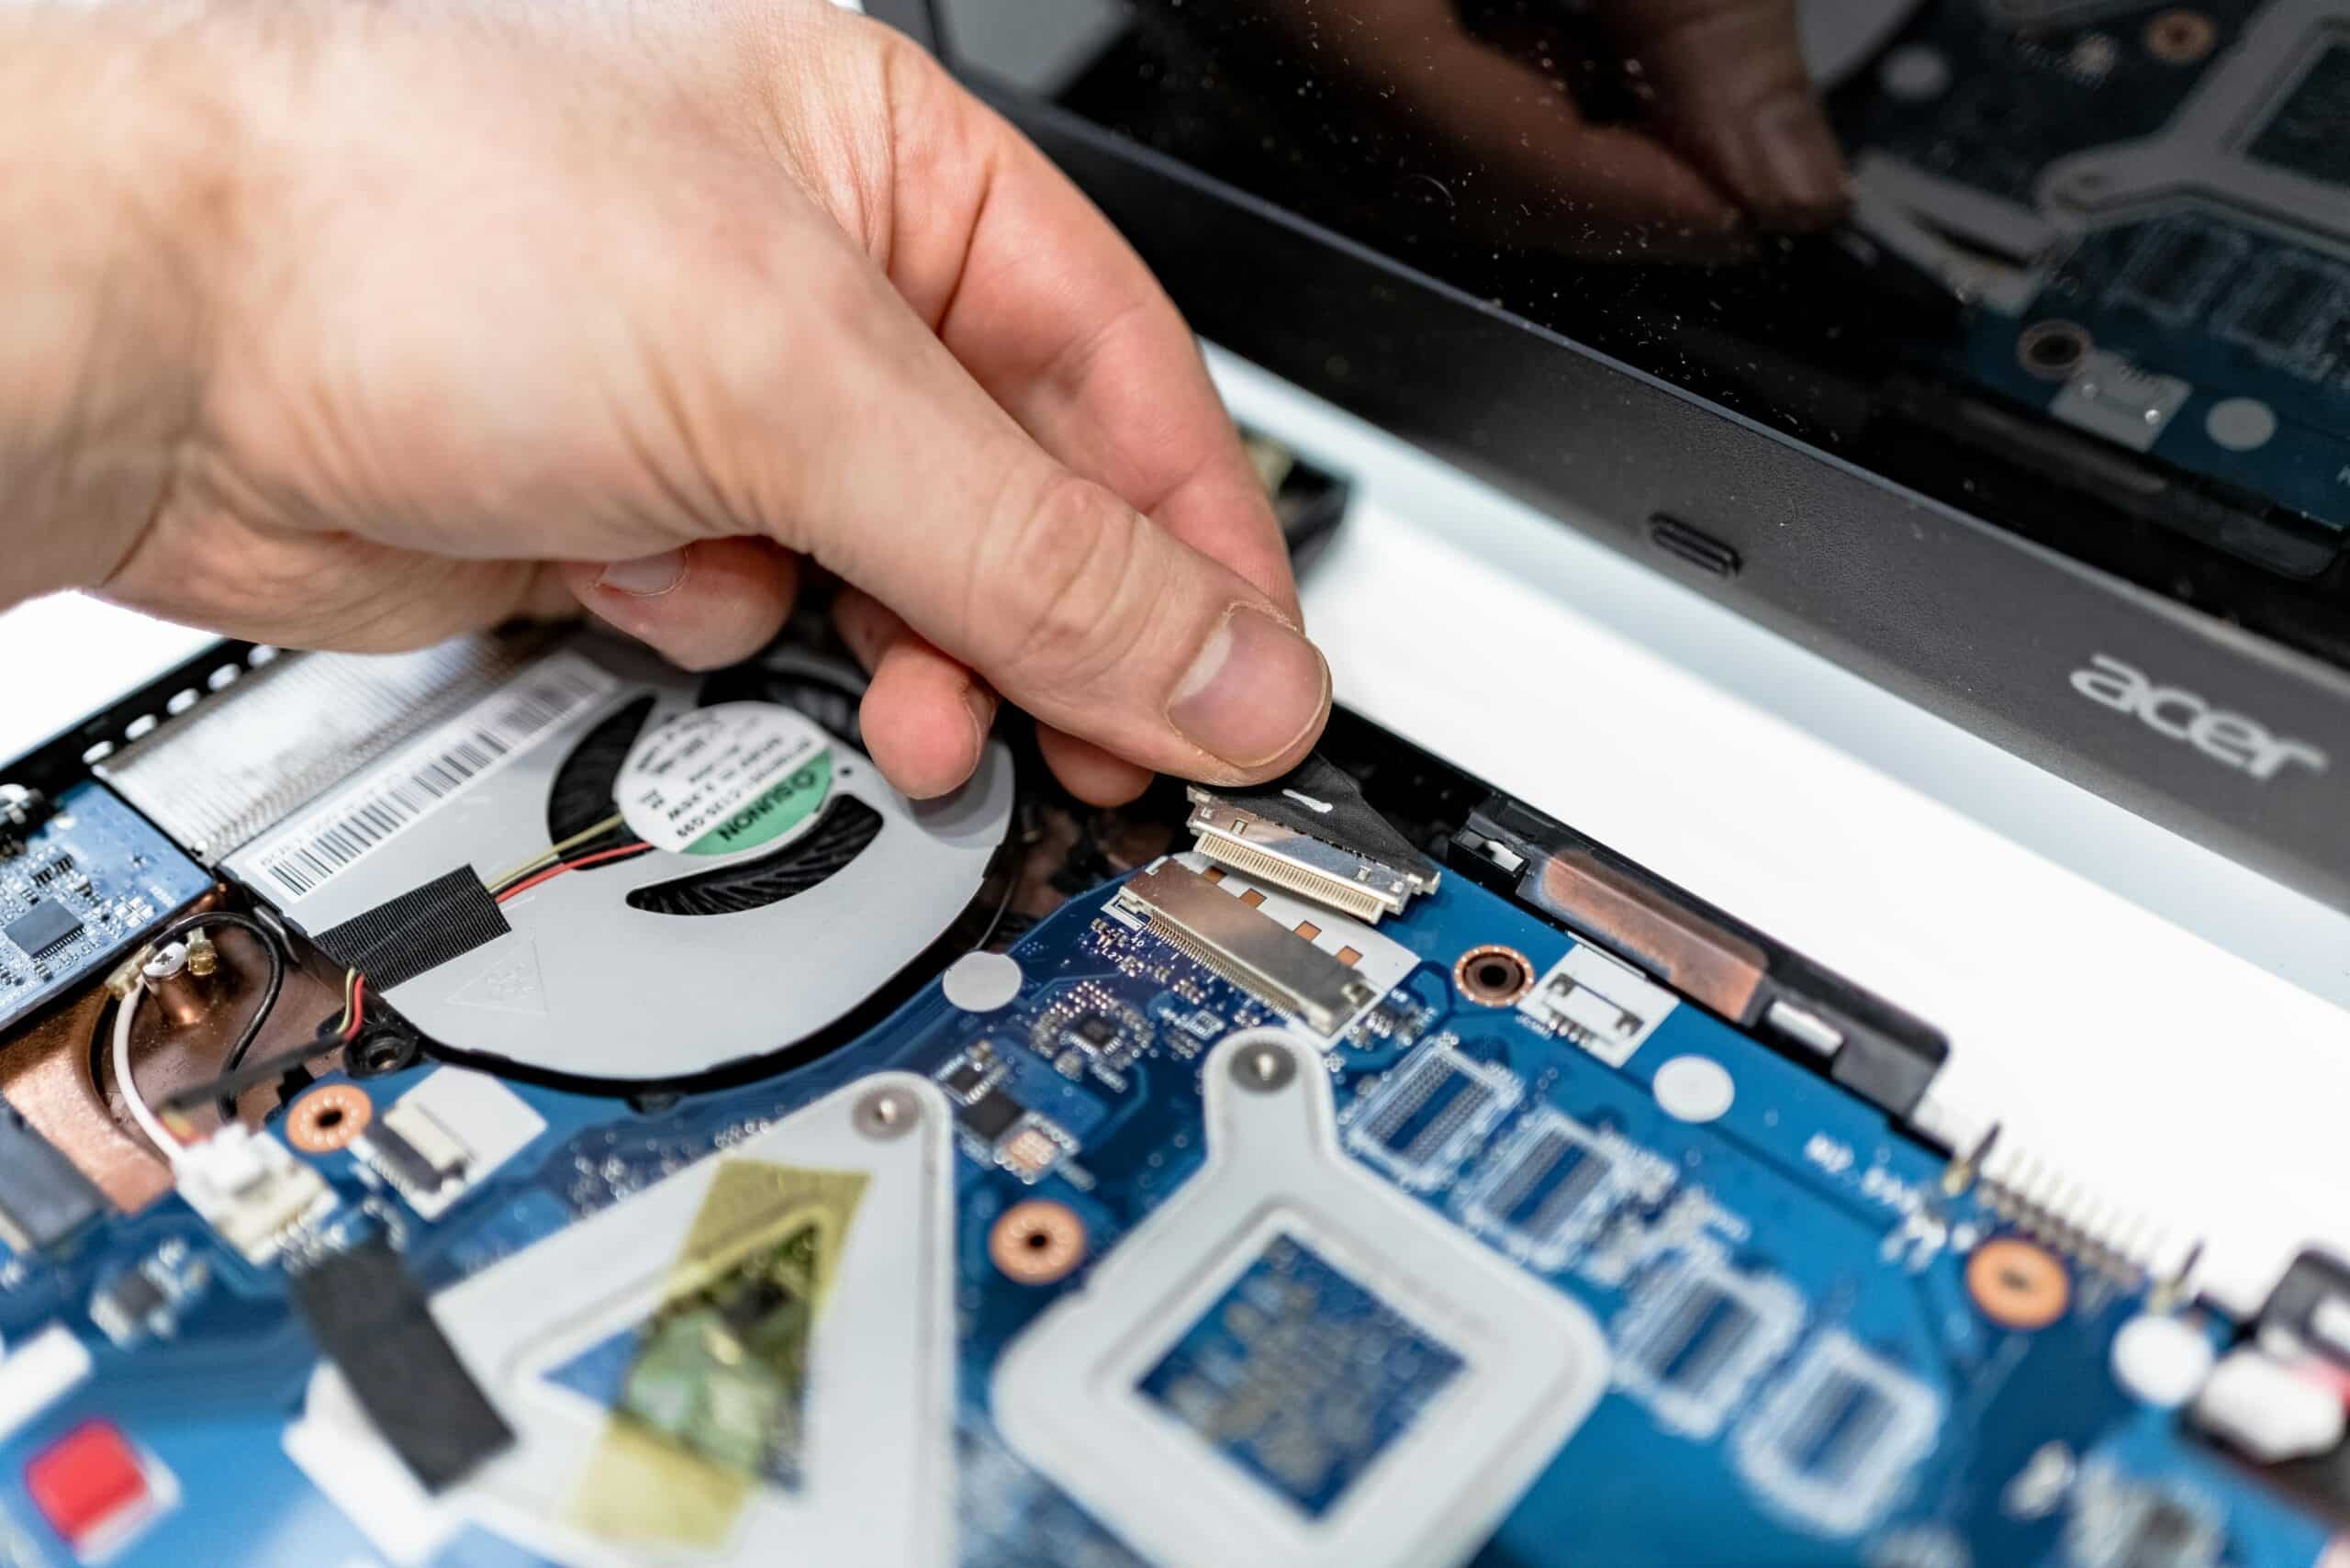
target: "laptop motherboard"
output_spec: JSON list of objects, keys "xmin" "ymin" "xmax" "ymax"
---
[{"xmin": 0, "ymin": 623, "xmax": 2339, "ymax": 1567}]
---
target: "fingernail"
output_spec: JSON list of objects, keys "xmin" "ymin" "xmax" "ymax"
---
[
  {"xmin": 961, "ymin": 683, "xmax": 996, "ymax": 756},
  {"xmin": 596, "ymin": 549, "xmax": 688, "ymax": 598},
  {"xmin": 1168, "ymin": 606, "xmax": 1330, "ymax": 769},
  {"xmin": 1751, "ymin": 95, "xmax": 1847, "ymax": 220}
]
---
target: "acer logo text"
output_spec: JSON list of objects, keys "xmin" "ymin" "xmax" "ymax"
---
[{"xmin": 2070, "ymin": 655, "xmax": 2326, "ymax": 780}]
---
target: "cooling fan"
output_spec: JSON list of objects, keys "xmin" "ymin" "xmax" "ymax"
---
[{"xmin": 224, "ymin": 637, "xmax": 1016, "ymax": 1087}]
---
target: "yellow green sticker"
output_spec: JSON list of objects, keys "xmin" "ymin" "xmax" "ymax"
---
[{"xmin": 567, "ymin": 1160, "xmax": 869, "ymax": 1549}]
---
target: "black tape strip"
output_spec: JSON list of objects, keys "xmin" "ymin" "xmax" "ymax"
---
[
  {"xmin": 1214, "ymin": 753, "xmax": 1438, "ymax": 878},
  {"xmin": 291, "ymin": 1239, "xmax": 512, "ymax": 1492},
  {"xmin": 314, "ymin": 868, "xmax": 509, "ymax": 990}
]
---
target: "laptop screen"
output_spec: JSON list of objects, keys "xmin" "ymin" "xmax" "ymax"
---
[{"xmin": 931, "ymin": 0, "xmax": 2349, "ymax": 655}]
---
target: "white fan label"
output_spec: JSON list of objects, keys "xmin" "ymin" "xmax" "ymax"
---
[
  {"xmin": 234, "ymin": 651, "xmax": 620, "ymax": 903},
  {"xmin": 616, "ymin": 702, "xmax": 833, "ymax": 857}
]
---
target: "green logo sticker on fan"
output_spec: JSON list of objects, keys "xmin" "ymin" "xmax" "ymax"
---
[
  {"xmin": 681, "ymin": 751, "xmax": 830, "ymax": 856},
  {"xmin": 616, "ymin": 702, "xmax": 834, "ymax": 858}
]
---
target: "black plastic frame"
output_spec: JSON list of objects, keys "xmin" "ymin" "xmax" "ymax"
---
[
  {"xmin": 869, "ymin": 0, "xmax": 2350, "ymax": 916},
  {"xmin": 2, "ymin": 622, "xmax": 1948, "ymax": 1126}
]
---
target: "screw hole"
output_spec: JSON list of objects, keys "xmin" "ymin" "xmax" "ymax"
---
[
  {"xmin": 2144, "ymin": 8, "xmax": 2216, "ymax": 62},
  {"xmin": 286, "ymin": 1084, "xmax": 373, "ymax": 1153},
  {"xmin": 990, "ymin": 1201, "xmax": 1086, "ymax": 1283},
  {"xmin": 2018, "ymin": 320, "xmax": 2091, "ymax": 379},
  {"xmin": 1453, "ymin": 945, "xmax": 1535, "ymax": 1005}
]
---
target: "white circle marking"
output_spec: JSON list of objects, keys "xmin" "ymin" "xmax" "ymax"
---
[
  {"xmin": 2110, "ymin": 1314, "xmax": 2215, "ymax": 1407},
  {"xmin": 942, "ymin": 950, "xmax": 1024, "ymax": 1013},
  {"xmin": 1654, "ymin": 1056, "xmax": 1736, "ymax": 1123},
  {"xmin": 2206, "ymin": 397, "xmax": 2277, "ymax": 452}
]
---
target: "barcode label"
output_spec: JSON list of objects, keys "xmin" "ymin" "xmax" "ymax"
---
[{"xmin": 240, "ymin": 653, "xmax": 619, "ymax": 903}]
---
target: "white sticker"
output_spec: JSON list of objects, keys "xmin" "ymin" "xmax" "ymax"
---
[
  {"xmin": 615, "ymin": 701, "xmax": 833, "ymax": 857},
  {"xmin": 1517, "ymin": 943, "xmax": 1679, "ymax": 1067},
  {"xmin": 232, "ymin": 652, "xmax": 619, "ymax": 903}
]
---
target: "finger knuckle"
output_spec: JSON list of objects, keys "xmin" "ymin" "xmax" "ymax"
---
[
  {"xmin": 982, "ymin": 471, "xmax": 1147, "ymax": 698},
  {"xmin": 873, "ymin": 21, "xmax": 973, "ymax": 185}
]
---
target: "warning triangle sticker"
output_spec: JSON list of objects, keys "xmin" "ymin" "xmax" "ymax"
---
[{"xmin": 447, "ymin": 937, "xmax": 549, "ymax": 1015}]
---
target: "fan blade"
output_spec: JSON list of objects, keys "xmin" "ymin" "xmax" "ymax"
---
[
  {"xmin": 626, "ymin": 798, "xmax": 884, "ymax": 917},
  {"xmin": 698, "ymin": 656, "xmax": 866, "ymax": 751},
  {"xmin": 544, "ymin": 693, "xmax": 655, "ymax": 859}
]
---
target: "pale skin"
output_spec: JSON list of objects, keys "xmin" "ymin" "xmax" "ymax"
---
[{"xmin": 1, "ymin": 0, "xmax": 1842, "ymax": 805}]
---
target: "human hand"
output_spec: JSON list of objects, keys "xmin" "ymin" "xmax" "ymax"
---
[
  {"xmin": 1604, "ymin": 0, "xmax": 1851, "ymax": 233},
  {"xmin": 1194, "ymin": 0, "xmax": 1847, "ymax": 252},
  {"xmin": 5, "ymin": 0, "xmax": 1326, "ymax": 804}
]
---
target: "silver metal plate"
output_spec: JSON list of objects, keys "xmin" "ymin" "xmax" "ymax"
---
[
  {"xmin": 423, "ymin": 1074, "xmax": 958, "ymax": 1566},
  {"xmin": 224, "ymin": 637, "xmax": 1013, "ymax": 1082},
  {"xmin": 992, "ymin": 1030, "xmax": 1611, "ymax": 1568}
]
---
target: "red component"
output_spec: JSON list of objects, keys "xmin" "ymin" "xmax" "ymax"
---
[{"xmin": 25, "ymin": 1419, "xmax": 147, "ymax": 1548}]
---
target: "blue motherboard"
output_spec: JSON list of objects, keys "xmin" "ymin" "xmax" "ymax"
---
[
  {"xmin": 1954, "ymin": 211, "xmax": 2350, "ymax": 534},
  {"xmin": 0, "ymin": 785, "xmax": 210, "ymax": 1036},
  {"xmin": 0, "ymin": 850, "xmax": 2332, "ymax": 1567}
]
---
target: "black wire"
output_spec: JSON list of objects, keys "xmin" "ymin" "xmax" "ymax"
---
[
  {"xmin": 973, "ymin": 798, "xmax": 1044, "ymax": 952},
  {"xmin": 84, "ymin": 994, "xmax": 118, "ymax": 1103},
  {"xmin": 155, "ymin": 1023, "xmax": 338, "ymax": 1117},
  {"xmin": 135, "ymin": 910, "xmax": 286, "ymax": 1122}
]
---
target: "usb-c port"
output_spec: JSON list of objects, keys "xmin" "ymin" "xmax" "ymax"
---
[{"xmin": 1648, "ymin": 514, "xmax": 1741, "ymax": 578}]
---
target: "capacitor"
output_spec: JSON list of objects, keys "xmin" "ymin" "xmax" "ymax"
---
[{"xmin": 0, "ymin": 783, "xmax": 49, "ymax": 833}]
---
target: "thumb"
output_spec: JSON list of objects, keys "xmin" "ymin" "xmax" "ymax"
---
[
  {"xmin": 737, "ymin": 254, "xmax": 1332, "ymax": 781},
  {"xmin": 643, "ymin": 224, "xmax": 1335, "ymax": 784},
  {"xmin": 996, "ymin": 478, "xmax": 1335, "ymax": 779},
  {"xmin": 602, "ymin": 107, "xmax": 1336, "ymax": 784},
  {"xmin": 822, "ymin": 451, "xmax": 1333, "ymax": 785}
]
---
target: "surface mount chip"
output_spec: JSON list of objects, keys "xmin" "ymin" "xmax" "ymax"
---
[
  {"xmin": 4, "ymin": 901, "xmax": 83, "ymax": 962},
  {"xmin": 1137, "ymin": 1234, "xmax": 1464, "ymax": 1518}
]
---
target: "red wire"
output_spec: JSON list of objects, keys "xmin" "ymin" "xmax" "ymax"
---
[
  {"xmin": 495, "ymin": 842, "xmax": 651, "ymax": 903},
  {"xmin": 320, "ymin": 838, "xmax": 642, "ymax": 1055}
]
